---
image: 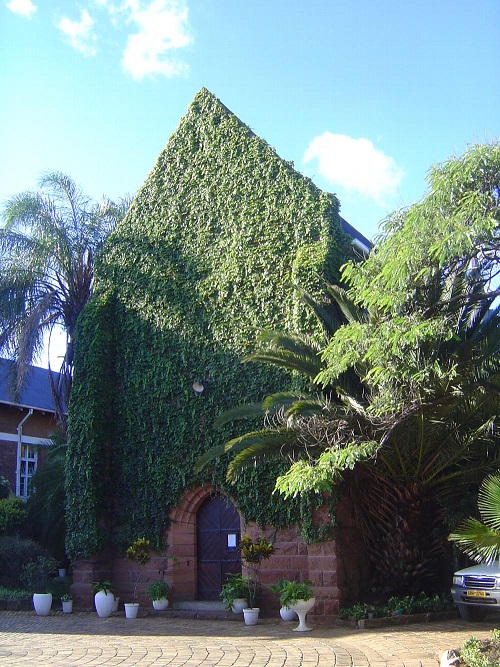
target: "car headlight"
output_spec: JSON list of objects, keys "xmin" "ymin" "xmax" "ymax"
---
[{"xmin": 453, "ymin": 575, "xmax": 463, "ymax": 586}]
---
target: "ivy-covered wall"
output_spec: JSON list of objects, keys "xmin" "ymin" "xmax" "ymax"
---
[{"xmin": 66, "ymin": 88, "xmax": 352, "ymax": 559}]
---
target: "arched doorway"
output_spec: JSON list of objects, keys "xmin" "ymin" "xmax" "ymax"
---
[{"xmin": 196, "ymin": 495, "xmax": 241, "ymax": 600}]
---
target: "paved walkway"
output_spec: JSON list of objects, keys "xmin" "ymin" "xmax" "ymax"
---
[{"xmin": 0, "ymin": 611, "xmax": 498, "ymax": 667}]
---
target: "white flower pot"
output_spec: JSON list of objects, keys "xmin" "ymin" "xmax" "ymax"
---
[
  {"xmin": 33, "ymin": 593, "xmax": 52, "ymax": 616},
  {"xmin": 124, "ymin": 602, "xmax": 139, "ymax": 618},
  {"xmin": 58, "ymin": 569, "xmax": 67, "ymax": 578},
  {"xmin": 62, "ymin": 600, "xmax": 73, "ymax": 613},
  {"xmin": 280, "ymin": 606, "xmax": 297, "ymax": 621},
  {"xmin": 242, "ymin": 607, "xmax": 260, "ymax": 625},
  {"xmin": 290, "ymin": 597, "xmax": 315, "ymax": 631},
  {"xmin": 152, "ymin": 598, "xmax": 169, "ymax": 610},
  {"xmin": 94, "ymin": 590, "xmax": 114, "ymax": 618},
  {"xmin": 231, "ymin": 598, "xmax": 247, "ymax": 614}
]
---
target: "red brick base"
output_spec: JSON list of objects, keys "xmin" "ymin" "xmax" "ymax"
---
[{"xmin": 71, "ymin": 486, "xmax": 365, "ymax": 624}]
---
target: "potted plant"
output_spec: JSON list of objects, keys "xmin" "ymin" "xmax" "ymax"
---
[
  {"xmin": 20, "ymin": 555, "xmax": 58, "ymax": 616},
  {"xmin": 220, "ymin": 573, "xmax": 251, "ymax": 613},
  {"xmin": 146, "ymin": 580, "xmax": 171, "ymax": 611},
  {"xmin": 91, "ymin": 580, "xmax": 115, "ymax": 618},
  {"xmin": 277, "ymin": 580, "xmax": 315, "ymax": 632},
  {"xmin": 125, "ymin": 537, "xmax": 151, "ymax": 618},
  {"xmin": 61, "ymin": 593, "xmax": 73, "ymax": 613},
  {"xmin": 239, "ymin": 535, "xmax": 274, "ymax": 625},
  {"xmin": 270, "ymin": 578, "xmax": 297, "ymax": 622}
]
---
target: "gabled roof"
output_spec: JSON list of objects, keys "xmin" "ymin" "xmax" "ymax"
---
[
  {"xmin": 340, "ymin": 216, "xmax": 372, "ymax": 253},
  {"xmin": 0, "ymin": 358, "xmax": 59, "ymax": 413}
]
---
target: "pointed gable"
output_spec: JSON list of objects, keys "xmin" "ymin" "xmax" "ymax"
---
[{"xmin": 67, "ymin": 88, "xmax": 352, "ymax": 557}]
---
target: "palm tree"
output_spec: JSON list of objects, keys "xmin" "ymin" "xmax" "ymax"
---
[
  {"xmin": 198, "ymin": 278, "xmax": 500, "ymax": 595},
  {"xmin": 449, "ymin": 474, "xmax": 500, "ymax": 564},
  {"xmin": 0, "ymin": 172, "xmax": 130, "ymax": 429}
]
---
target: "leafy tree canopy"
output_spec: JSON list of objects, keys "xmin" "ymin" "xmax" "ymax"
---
[{"xmin": 318, "ymin": 142, "xmax": 500, "ymax": 413}]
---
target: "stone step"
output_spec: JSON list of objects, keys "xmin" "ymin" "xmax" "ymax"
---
[{"xmin": 173, "ymin": 600, "xmax": 226, "ymax": 611}]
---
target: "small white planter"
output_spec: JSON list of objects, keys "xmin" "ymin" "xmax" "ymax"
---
[
  {"xmin": 62, "ymin": 599, "xmax": 73, "ymax": 613},
  {"xmin": 279, "ymin": 606, "xmax": 297, "ymax": 622},
  {"xmin": 231, "ymin": 598, "xmax": 247, "ymax": 614},
  {"xmin": 290, "ymin": 597, "xmax": 315, "ymax": 632},
  {"xmin": 33, "ymin": 593, "xmax": 52, "ymax": 616},
  {"xmin": 124, "ymin": 602, "xmax": 139, "ymax": 618},
  {"xmin": 152, "ymin": 598, "xmax": 169, "ymax": 611},
  {"xmin": 94, "ymin": 590, "xmax": 114, "ymax": 618},
  {"xmin": 58, "ymin": 569, "xmax": 67, "ymax": 578},
  {"xmin": 242, "ymin": 607, "xmax": 260, "ymax": 625}
]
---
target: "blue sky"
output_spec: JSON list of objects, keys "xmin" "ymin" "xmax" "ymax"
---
[{"xmin": 1, "ymin": 0, "xmax": 498, "ymax": 246}]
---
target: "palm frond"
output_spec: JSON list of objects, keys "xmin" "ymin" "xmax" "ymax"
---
[
  {"xmin": 295, "ymin": 285, "xmax": 345, "ymax": 338},
  {"xmin": 245, "ymin": 347, "xmax": 322, "ymax": 378},
  {"xmin": 449, "ymin": 518, "xmax": 500, "ymax": 564},
  {"xmin": 478, "ymin": 474, "xmax": 500, "ymax": 533},
  {"xmin": 213, "ymin": 403, "xmax": 264, "ymax": 429},
  {"xmin": 226, "ymin": 429, "xmax": 300, "ymax": 482},
  {"xmin": 261, "ymin": 391, "xmax": 312, "ymax": 413},
  {"xmin": 324, "ymin": 283, "xmax": 366, "ymax": 324},
  {"xmin": 195, "ymin": 444, "xmax": 227, "ymax": 472}
]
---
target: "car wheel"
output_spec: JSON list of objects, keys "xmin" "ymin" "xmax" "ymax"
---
[{"xmin": 458, "ymin": 605, "xmax": 487, "ymax": 622}]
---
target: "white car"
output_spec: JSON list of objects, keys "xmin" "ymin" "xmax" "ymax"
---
[{"xmin": 451, "ymin": 562, "xmax": 500, "ymax": 621}]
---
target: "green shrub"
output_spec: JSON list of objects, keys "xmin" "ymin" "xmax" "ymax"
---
[
  {"xmin": 220, "ymin": 573, "xmax": 251, "ymax": 610},
  {"xmin": 460, "ymin": 637, "xmax": 489, "ymax": 667},
  {"xmin": 0, "ymin": 587, "xmax": 31, "ymax": 605},
  {"xmin": 146, "ymin": 580, "xmax": 172, "ymax": 602},
  {"xmin": 339, "ymin": 603, "xmax": 366, "ymax": 621},
  {"xmin": 20, "ymin": 555, "xmax": 58, "ymax": 594},
  {"xmin": 0, "ymin": 536, "xmax": 48, "ymax": 587},
  {"xmin": 47, "ymin": 575, "xmax": 71, "ymax": 598},
  {"xmin": 0, "ymin": 496, "xmax": 27, "ymax": 536},
  {"xmin": 0, "ymin": 476, "xmax": 11, "ymax": 500},
  {"xmin": 338, "ymin": 592, "xmax": 454, "ymax": 620},
  {"xmin": 458, "ymin": 631, "xmax": 500, "ymax": 667}
]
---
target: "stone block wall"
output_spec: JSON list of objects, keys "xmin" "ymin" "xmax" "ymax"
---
[{"xmin": 71, "ymin": 485, "xmax": 365, "ymax": 624}]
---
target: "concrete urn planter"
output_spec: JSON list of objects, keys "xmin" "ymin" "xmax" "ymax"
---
[
  {"xmin": 242, "ymin": 608, "xmax": 260, "ymax": 625},
  {"xmin": 290, "ymin": 597, "xmax": 315, "ymax": 631},
  {"xmin": 152, "ymin": 598, "xmax": 169, "ymax": 611},
  {"xmin": 33, "ymin": 593, "xmax": 52, "ymax": 616},
  {"xmin": 94, "ymin": 590, "xmax": 114, "ymax": 618}
]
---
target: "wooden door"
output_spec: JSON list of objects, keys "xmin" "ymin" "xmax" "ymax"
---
[{"xmin": 197, "ymin": 495, "xmax": 241, "ymax": 600}]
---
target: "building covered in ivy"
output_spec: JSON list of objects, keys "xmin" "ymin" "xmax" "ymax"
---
[{"xmin": 67, "ymin": 88, "xmax": 368, "ymax": 621}]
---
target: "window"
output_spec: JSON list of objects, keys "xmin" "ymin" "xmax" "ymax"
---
[{"xmin": 20, "ymin": 444, "xmax": 37, "ymax": 498}]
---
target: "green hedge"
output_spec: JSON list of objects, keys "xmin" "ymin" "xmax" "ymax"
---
[{"xmin": 66, "ymin": 88, "xmax": 351, "ymax": 558}]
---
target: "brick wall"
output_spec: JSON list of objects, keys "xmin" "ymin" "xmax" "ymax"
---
[{"xmin": 0, "ymin": 404, "xmax": 59, "ymax": 494}]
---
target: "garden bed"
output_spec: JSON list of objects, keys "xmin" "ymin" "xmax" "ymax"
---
[{"xmin": 335, "ymin": 610, "xmax": 459, "ymax": 629}]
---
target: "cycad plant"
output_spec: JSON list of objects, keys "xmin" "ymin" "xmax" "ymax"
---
[{"xmin": 198, "ymin": 278, "xmax": 500, "ymax": 595}]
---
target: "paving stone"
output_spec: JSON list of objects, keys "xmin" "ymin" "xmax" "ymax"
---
[{"xmin": 0, "ymin": 611, "xmax": 497, "ymax": 666}]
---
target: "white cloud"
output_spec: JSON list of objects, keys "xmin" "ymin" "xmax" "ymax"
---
[
  {"xmin": 6, "ymin": 0, "xmax": 37, "ymax": 18},
  {"xmin": 121, "ymin": 0, "xmax": 192, "ymax": 80},
  {"xmin": 56, "ymin": 9, "xmax": 97, "ymax": 58},
  {"xmin": 303, "ymin": 133, "xmax": 403, "ymax": 203}
]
